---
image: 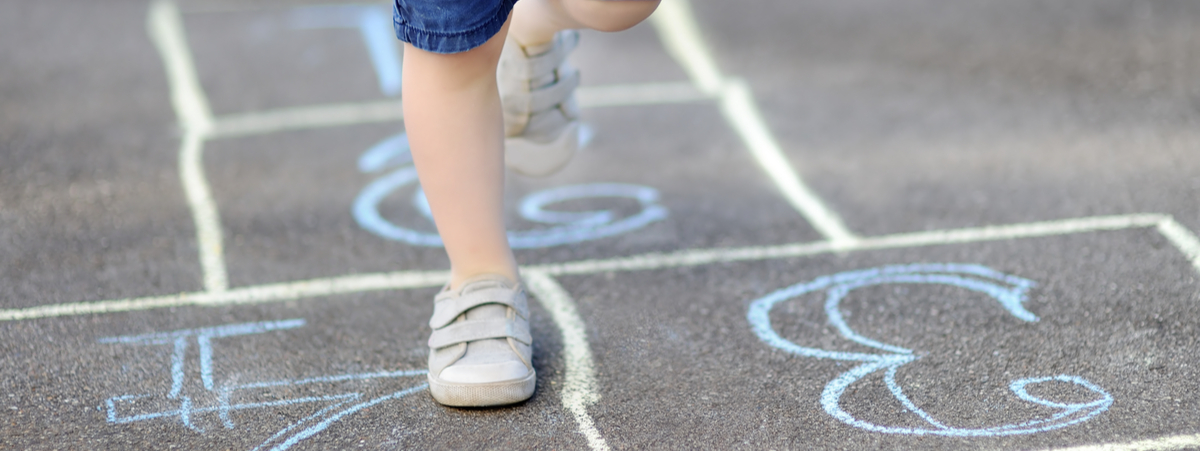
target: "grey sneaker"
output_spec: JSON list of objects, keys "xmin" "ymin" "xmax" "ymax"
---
[
  {"xmin": 427, "ymin": 275, "xmax": 535, "ymax": 406},
  {"xmin": 499, "ymin": 30, "xmax": 582, "ymax": 177}
]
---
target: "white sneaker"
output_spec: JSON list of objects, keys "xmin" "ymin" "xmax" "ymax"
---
[
  {"xmin": 499, "ymin": 30, "xmax": 582, "ymax": 177},
  {"xmin": 427, "ymin": 275, "xmax": 535, "ymax": 406}
]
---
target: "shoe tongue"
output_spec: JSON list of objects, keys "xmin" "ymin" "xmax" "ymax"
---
[{"xmin": 520, "ymin": 40, "xmax": 555, "ymax": 57}]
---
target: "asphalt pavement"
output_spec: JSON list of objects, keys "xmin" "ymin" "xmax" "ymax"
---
[{"xmin": 2, "ymin": 0, "xmax": 1200, "ymax": 450}]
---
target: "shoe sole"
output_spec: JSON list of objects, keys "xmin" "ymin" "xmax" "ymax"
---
[
  {"xmin": 428, "ymin": 370, "xmax": 536, "ymax": 407},
  {"xmin": 505, "ymin": 122, "xmax": 580, "ymax": 177}
]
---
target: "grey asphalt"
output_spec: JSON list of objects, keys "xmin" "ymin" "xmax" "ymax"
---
[{"xmin": 3, "ymin": 0, "xmax": 1200, "ymax": 450}]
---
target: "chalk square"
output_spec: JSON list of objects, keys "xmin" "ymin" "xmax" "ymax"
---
[
  {"xmin": 179, "ymin": 5, "xmax": 694, "ymax": 118},
  {"xmin": 200, "ymin": 101, "xmax": 824, "ymax": 287},
  {"xmin": 7, "ymin": 287, "xmax": 578, "ymax": 449},
  {"xmin": 182, "ymin": 5, "xmax": 395, "ymax": 115},
  {"xmin": 559, "ymin": 228, "xmax": 1200, "ymax": 449}
]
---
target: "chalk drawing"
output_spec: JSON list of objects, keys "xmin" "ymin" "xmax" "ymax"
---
[
  {"xmin": 121, "ymin": 1, "xmax": 1200, "ymax": 449},
  {"xmin": 747, "ymin": 263, "xmax": 1112, "ymax": 436},
  {"xmin": 353, "ymin": 131, "xmax": 668, "ymax": 248},
  {"xmin": 650, "ymin": 0, "xmax": 858, "ymax": 246},
  {"xmin": 524, "ymin": 271, "xmax": 609, "ymax": 451},
  {"xmin": 290, "ymin": 4, "xmax": 401, "ymax": 96},
  {"xmin": 99, "ymin": 319, "xmax": 426, "ymax": 450},
  {"xmin": 7, "ymin": 213, "xmax": 1190, "ymax": 322}
]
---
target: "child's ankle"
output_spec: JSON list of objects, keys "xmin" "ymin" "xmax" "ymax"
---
[{"xmin": 448, "ymin": 270, "xmax": 520, "ymax": 291}]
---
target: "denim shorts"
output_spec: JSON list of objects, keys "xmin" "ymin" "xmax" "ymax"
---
[{"xmin": 393, "ymin": 0, "xmax": 519, "ymax": 54}]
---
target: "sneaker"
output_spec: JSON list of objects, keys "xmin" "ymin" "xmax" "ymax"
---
[
  {"xmin": 499, "ymin": 30, "xmax": 582, "ymax": 177},
  {"xmin": 427, "ymin": 275, "xmax": 535, "ymax": 406}
]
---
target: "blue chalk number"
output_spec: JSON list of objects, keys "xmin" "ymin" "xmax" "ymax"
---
[
  {"xmin": 353, "ymin": 131, "xmax": 668, "ymax": 248},
  {"xmin": 747, "ymin": 263, "xmax": 1112, "ymax": 436}
]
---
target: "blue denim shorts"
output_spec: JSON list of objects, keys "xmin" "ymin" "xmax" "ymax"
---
[{"xmin": 393, "ymin": 0, "xmax": 519, "ymax": 54}]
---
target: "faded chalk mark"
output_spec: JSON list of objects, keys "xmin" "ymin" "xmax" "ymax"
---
[
  {"xmin": 1156, "ymin": 216, "xmax": 1200, "ymax": 274},
  {"xmin": 290, "ymin": 4, "xmax": 402, "ymax": 96},
  {"xmin": 747, "ymin": 264, "xmax": 1112, "ymax": 436}
]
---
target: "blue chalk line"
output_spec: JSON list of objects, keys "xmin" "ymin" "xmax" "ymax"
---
[
  {"xmin": 353, "ymin": 131, "xmax": 669, "ymax": 249},
  {"xmin": 290, "ymin": 5, "xmax": 401, "ymax": 96},
  {"xmin": 746, "ymin": 263, "xmax": 1112, "ymax": 436},
  {"xmin": 99, "ymin": 319, "xmax": 426, "ymax": 450}
]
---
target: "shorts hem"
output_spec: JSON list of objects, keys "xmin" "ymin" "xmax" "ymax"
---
[{"xmin": 393, "ymin": 0, "xmax": 516, "ymax": 54}]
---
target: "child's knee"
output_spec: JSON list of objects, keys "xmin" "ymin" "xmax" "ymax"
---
[{"xmin": 563, "ymin": 0, "xmax": 661, "ymax": 33}]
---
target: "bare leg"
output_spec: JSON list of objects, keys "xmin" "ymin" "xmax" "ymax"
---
[
  {"xmin": 404, "ymin": 1, "xmax": 659, "ymax": 290},
  {"xmin": 510, "ymin": 0, "xmax": 661, "ymax": 46},
  {"xmin": 407, "ymin": 1, "xmax": 660, "ymax": 407},
  {"xmin": 402, "ymin": 18, "xmax": 517, "ymax": 290}
]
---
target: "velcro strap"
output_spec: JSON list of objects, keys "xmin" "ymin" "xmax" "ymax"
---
[
  {"xmin": 525, "ymin": 105, "xmax": 578, "ymax": 140},
  {"xmin": 429, "ymin": 287, "xmax": 528, "ymax": 328},
  {"xmin": 529, "ymin": 68, "xmax": 580, "ymax": 113},
  {"xmin": 427, "ymin": 318, "xmax": 532, "ymax": 349},
  {"xmin": 506, "ymin": 31, "xmax": 580, "ymax": 79}
]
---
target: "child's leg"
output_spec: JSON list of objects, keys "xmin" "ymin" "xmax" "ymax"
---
[
  {"xmin": 405, "ymin": 17, "xmax": 536, "ymax": 407},
  {"xmin": 510, "ymin": 0, "xmax": 661, "ymax": 46},
  {"xmin": 402, "ymin": 1, "xmax": 660, "ymax": 407},
  {"xmin": 401, "ymin": 19, "xmax": 516, "ymax": 290}
]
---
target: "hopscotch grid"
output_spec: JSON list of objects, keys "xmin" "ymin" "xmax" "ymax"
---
[
  {"xmin": 30, "ymin": 0, "xmax": 1200, "ymax": 450},
  {"xmin": 4, "ymin": 213, "xmax": 1192, "ymax": 322},
  {"xmin": 5, "ymin": 216, "xmax": 1199, "ymax": 450},
  {"xmin": 157, "ymin": 0, "xmax": 857, "ymax": 296}
]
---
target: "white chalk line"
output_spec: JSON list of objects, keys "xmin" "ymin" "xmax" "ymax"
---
[
  {"xmin": 648, "ymin": 0, "xmax": 722, "ymax": 95},
  {"xmin": 4, "ymin": 213, "xmax": 1185, "ymax": 322},
  {"xmin": 178, "ymin": 133, "xmax": 227, "ymax": 293},
  {"xmin": 1043, "ymin": 433, "xmax": 1200, "ymax": 451},
  {"xmin": 206, "ymin": 81, "xmax": 709, "ymax": 139},
  {"xmin": 0, "ymin": 270, "xmax": 449, "ymax": 322},
  {"xmin": 577, "ymin": 81, "xmax": 710, "ymax": 109},
  {"xmin": 540, "ymin": 213, "xmax": 1170, "ymax": 276},
  {"xmin": 1156, "ymin": 217, "xmax": 1200, "ymax": 275},
  {"xmin": 523, "ymin": 271, "xmax": 609, "ymax": 451},
  {"xmin": 718, "ymin": 79, "xmax": 859, "ymax": 247},
  {"xmin": 649, "ymin": 0, "xmax": 859, "ymax": 246},
  {"xmin": 149, "ymin": 0, "xmax": 227, "ymax": 292},
  {"xmin": 210, "ymin": 100, "xmax": 404, "ymax": 139},
  {"xmin": 148, "ymin": 0, "xmax": 212, "ymax": 135}
]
